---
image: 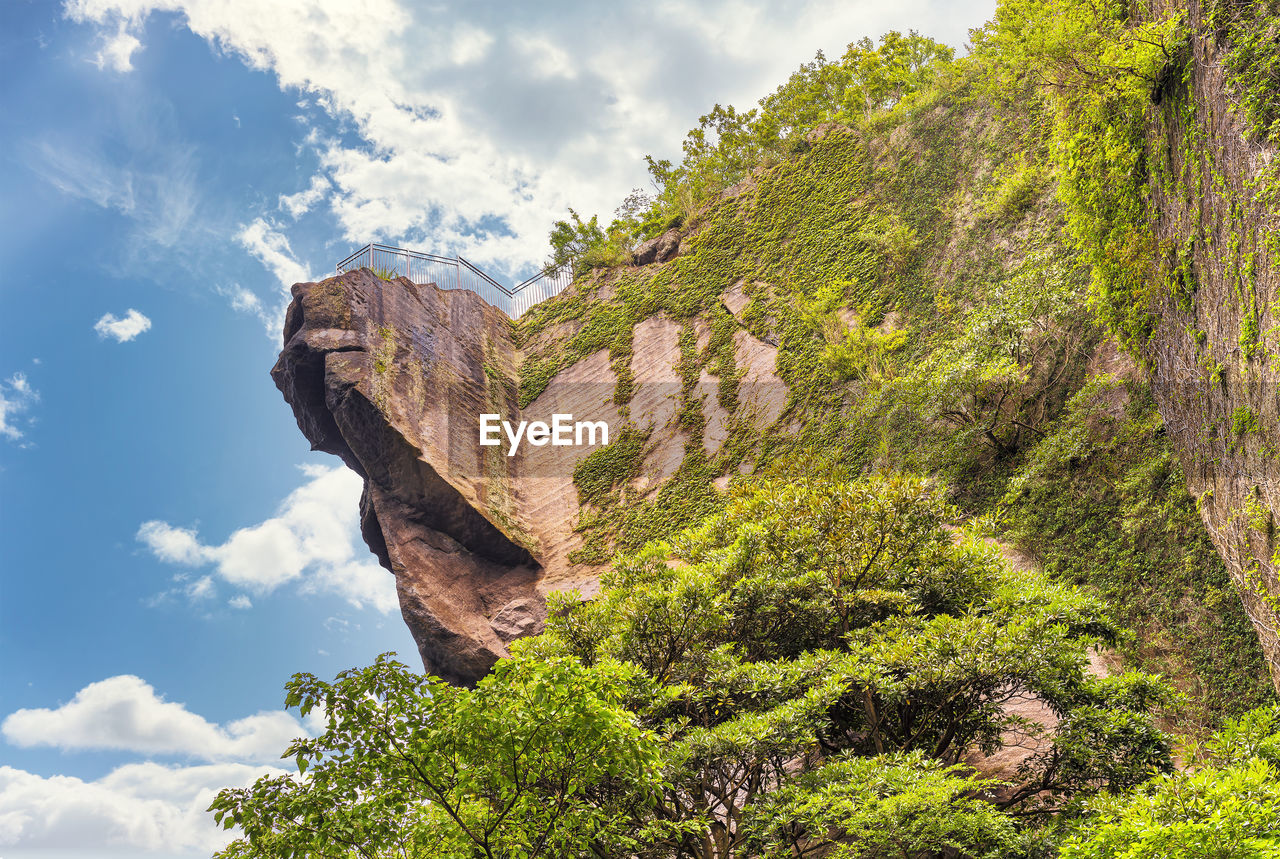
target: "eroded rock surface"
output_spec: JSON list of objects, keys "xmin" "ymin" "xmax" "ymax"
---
[
  {"xmin": 1142, "ymin": 29, "xmax": 1280, "ymax": 687},
  {"xmin": 273, "ymin": 269, "xmax": 788, "ymax": 683},
  {"xmin": 631, "ymin": 227, "xmax": 681, "ymax": 266},
  {"xmin": 272, "ymin": 271, "xmax": 540, "ymax": 683}
]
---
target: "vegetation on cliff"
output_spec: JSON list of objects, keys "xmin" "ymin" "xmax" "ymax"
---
[
  {"xmin": 214, "ymin": 476, "xmax": 1178, "ymax": 857},
  {"xmin": 226, "ymin": 0, "xmax": 1280, "ymax": 854},
  {"xmin": 524, "ymin": 10, "xmax": 1274, "ymax": 721}
]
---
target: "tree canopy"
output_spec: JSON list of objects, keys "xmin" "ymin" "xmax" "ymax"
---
[{"xmin": 212, "ymin": 474, "xmax": 1176, "ymax": 858}]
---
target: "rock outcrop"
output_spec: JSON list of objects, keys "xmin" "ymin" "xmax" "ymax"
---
[
  {"xmin": 272, "ymin": 271, "xmax": 540, "ymax": 683},
  {"xmin": 631, "ymin": 227, "xmax": 681, "ymax": 266},
  {"xmin": 272, "ymin": 268, "xmax": 786, "ymax": 683}
]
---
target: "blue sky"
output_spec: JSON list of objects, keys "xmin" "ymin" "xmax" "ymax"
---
[{"xmin": 0, "ymin": 0, "xmax": 994, "ymax": 854}]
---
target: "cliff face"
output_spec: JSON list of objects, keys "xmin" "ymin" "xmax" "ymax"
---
[
  {"xmin": 268, "ymin": 110, "xmax": 1037, "ymax": 683},
  {"xmin": 272, "ymin": 268, "xmax": 786, "ymax": 682},
  {"xmin": 1141, "ymin": 17, "xmax": 1280, "ymax": 686},
  {"xmin": 272, "ymin": 271, "xmax": 536, "ymax": 683},
  {"xmin": 268, "ymin": 43, "xmax": 1276, "ymax": 705}
]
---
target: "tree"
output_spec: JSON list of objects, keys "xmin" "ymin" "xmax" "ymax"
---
[
  {"xmin": 527, "ymin": 473, "xmax": 1172, "ymax": 857},
  {"xmin": 546, "ymin": 208, "xmax": 608, "ymax": 275},
  {"xmin": 210, "ymin": 655, "xmax": 663, "ymax": 859},
  {"xmin": 748, "ymin": 751, "xmax": 1020, "ymax": 858},
  {"xmin": 546, "ymin": 202, "xmax": 661, "ymax": 277},
  {"xmin": 642, "ymin": 31, "xmax": 956, "ymax": 223},
  {"xmin": 969, "ymin": 0, "xmax": 1184, "ymax": 350},
  {"xmin": 1062, "ymin": 707, "xmax": 1280, "ymax": 858},
  {"xmin": 891, "ymin": 247, "xmax": 1093, "ymax": 461},
  {"xmin": 212, "ymin": 474, "xmax": 1172, "ymax": 859}
]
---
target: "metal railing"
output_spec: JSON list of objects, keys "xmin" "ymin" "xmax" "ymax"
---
[{"xmin": 335, "ymin": 243, "xmax": 574, "ymax": 318}]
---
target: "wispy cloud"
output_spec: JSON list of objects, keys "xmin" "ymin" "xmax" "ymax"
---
[
  {"xmin": 236, "ymin": 217, "xmax": 310, "ymax": 289},
  {"xmin": 28, "ymin": 138, "xmax": 200, "ymax": 250},
  {"xmin": 0, "ymin": 372, "xmax": 40, "ymax": 443},
  {"xmin": 94, "ymin": 308, "xmax": 152, "ymax": 342},
  {"xmin": 29, "ymin": 139, "xmax": 136, "ymax": 211},
  {"xmin": 278, "ymin": 174, "xmax": 330, "ymax": 219},
  {"xmin": 215, "ymin": 283, "xmax": 279, "ymax": 336},
  {"xmin": 217, "ymin": 217, "xmax": 314, "ymax": 334},
  {"xmin": 64, "ymin": 0, "xmax": 994, "ymax": 277}
]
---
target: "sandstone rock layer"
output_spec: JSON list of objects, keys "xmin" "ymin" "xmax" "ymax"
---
[
  {"xmin": 1142, "ymin": 27, "xmax": 1280, "ymax": 687},
  {"xmin": 272, "ymin": 271, "xmax": 541, "ymax": 683},
  {"xmin": 272, "ymin": 269, "xmax": 787, "ymax": 683}
]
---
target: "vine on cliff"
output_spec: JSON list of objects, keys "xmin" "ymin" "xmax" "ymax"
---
[{"xmin": 520, "ymin": 4, "xmax": 1275, "ymax": 722}]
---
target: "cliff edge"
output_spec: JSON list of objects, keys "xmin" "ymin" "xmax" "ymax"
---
[
  {"xmin": 271, "ymin": 266, "xmax": 786, "ymax": 682},
  {"xmin": 1140, "ymin": 13, "xmax": 1280, "ymax": 684},
  {"xmin": 272, "ymin": 270, "xmax": 541, "ymax": 682}
]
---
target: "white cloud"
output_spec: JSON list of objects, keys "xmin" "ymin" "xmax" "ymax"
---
[
  {"xmin": 95, "ymin": 17, "xmax": 142, "ymax": 70},
  {"xmin": 8, "ymin": 374, "xmax": 34, "ymax": 397},
  {"xmin": 518, "ymin": 35, "xmax": 577, "ymax": 81},
  {"xmin": 236, "ymin": 218, "xmax": 310, "ymax": 288},
  {"xmin": 2, "ymin": 675, "xmax": 305, "ymax": 763},
  {"xmin": 225, "ymin": 285, "xmax": 264, "ymax": 315},
  {"xmin": 0, "ymin": 671, "xmax": 314, "ymax": 856},
  {"xmin": 0, "ymin": 373, "xmax": 40, "ymax": 442},
  {"xmin": 214, "ymin": 284, "xmax": 283, "ymax": 337},
  {"xmin": 224, "ymin": 219, "xmax": 312, "ymax": 334},
  {"xmin": 0, "ymin": 762, "xmax": 276, "ymax": 854},
  {"xmin": 94, "ymin": 308, "xmax": 152, "ymax": 342},
  {"xmin": 185, "ymin": 575, "xmax": 215, "ymax": 601},
  {"xmin": 137, "ymin": 522, "xmax": 208, "ymax": 565},
  {"xmin": 448, "ymin": 24, "xmax": 495, "ymax": 66},
  {"xmin": 0, "ymin": 761, "xmax": 281, "ymax": 854},
  {"xmin": 63, "ymin": 0, "xmax": 995, "ymax": 277},
  {"xmin": 0, "ymin": 674, "xmax": 331, "ymax": 855},
  {"xmin": 139, "ymin": 464, "xmax": 398, "ymax": 613},
  {"xmin": 278, "ymin": 174, "xmax": 330, "ymax": 219},
  {"xmin": 227, "ymin": 595, "xmax": 252, "ymax": 610}
]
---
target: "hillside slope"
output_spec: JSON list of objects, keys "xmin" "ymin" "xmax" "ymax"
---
[{"xmin": 272, "ymin": 8, "xmax": 1276, "ymax": 716}]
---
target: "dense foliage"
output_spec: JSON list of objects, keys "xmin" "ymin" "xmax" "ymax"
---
[
  {"xmin": 517, "ymin": 0, "xmax": 1277, "ymax": 716},
  {"xmin": 1004, "ymin": 375, "xmax": 1276, "ymax": 720},
  {"xmin": 972, "ymin": 0, "xmax": 1184, "ymax": 350},
  {"xmin": 214, "ymin": 476, "xmax": 1179, "ymax": 857},
  {"xmin": 218, "ymin": 0, "xmax": 1280, "ymax": 854},
  {"xmin": 542, "ymin": 30, "xmax": 957, "ymax": 277},
  {"xmin": 1062, "ymin": 706, "xmax": 1280, "ymax": 857},
  {"xmin": 211, "ymin": 657, "xmax": 663, "ymax": 858}
]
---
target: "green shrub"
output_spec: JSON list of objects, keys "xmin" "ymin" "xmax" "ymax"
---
[{"xmin": 1063, "ymin": 706, "xmax": 1280, "ymax": 858}]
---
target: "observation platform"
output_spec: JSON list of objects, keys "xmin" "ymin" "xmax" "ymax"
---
[{"xmin": 336, "ymin": 243, "xmax": 573, "ymax": 318}]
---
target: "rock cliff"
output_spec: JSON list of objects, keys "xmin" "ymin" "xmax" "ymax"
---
[
  {"xmin": 268, "ymin": 25, "xmax": 1279, "ymax": 706},
  {"xmin": 272, "ymin": 267, "xmax": 785, "ymax": 682},
  {"xmin": 273, "ymin": 271, "xmax": 535, "ymax": 683},
  {"xmin": 1140, "ymin": 12, "xmax": 1280, "ymax": 685}
]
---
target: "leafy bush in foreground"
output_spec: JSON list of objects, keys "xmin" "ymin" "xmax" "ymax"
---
[{"xmin": 1062, "ymin": 707, "xmax": 1280, "ymax": 858}]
